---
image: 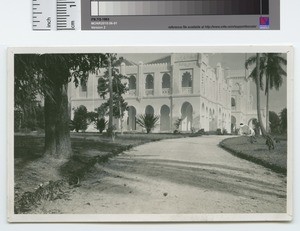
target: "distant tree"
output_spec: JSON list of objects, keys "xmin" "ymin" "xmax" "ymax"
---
[
  {"xmin": 97, "ymin": 56, "xmax": 129, "ymax": 135},
  {"xmin": 269, "ymin": 111, "xmax": 280, "ymax": 134},
  {"xmin": 279, "ymin": 108, "xmax": 287, "ymax": 134},
  {"xmin": 72, "ymin": 105, "xmax": 88, "ymax": 132},
  {"xmin": 136, "ymin": 114, "xmax": 159, "ymax": 134}
]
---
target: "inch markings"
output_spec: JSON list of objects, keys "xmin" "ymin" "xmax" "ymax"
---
[
  {"xmin": 32, "ymin": 0, "xmax": 55, "ymax": 30},
  {"xmin": 32, "ymin": 0, "xmax": 80, "ymax": 31}
]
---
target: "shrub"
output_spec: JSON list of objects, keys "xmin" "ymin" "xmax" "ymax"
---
[
  {"xmin": 197, "ymin": 129, "xmax": 205, "ymax": 135},
  {"xmin": 96, "ymin": 118, "xmax": 107, "ymax": 133},
  {"xmin": 216, "ymin": 128, "xmax": 222, "ymax": 135},
  {"xmin": 222, "ymin": 129, "xmax": 228, "ymax": 135},
  {"xmin": 174, "ymin": 118, "xmax": 182, "ymax": 130},
  {"xmin": 191, "ymin": 127, "xmax": 196, "ymax": 133},
  {"xmin": 136, "ymin": 114, "xmax": 159, "ymax": 134},
  {"xmin": 189, "ymin": 129, "xmax": 204, "ymax": 137},
  {"xmin": 71, "ymin": 105, "xmax": 88, "ymax": 132}
]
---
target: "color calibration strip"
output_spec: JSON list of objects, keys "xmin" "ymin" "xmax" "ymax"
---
[
  {"xmin": 90, "ymin": 0, "xmax": 269, "ymax": 16},
  {"xmin": 33, "ymin": 0, "xmax": 280, "ymax": 30}
]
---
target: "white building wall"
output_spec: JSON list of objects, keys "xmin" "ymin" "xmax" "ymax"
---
[{"xmin": 69, "ymin": 54, "xmax": 251, "ymax": 133}]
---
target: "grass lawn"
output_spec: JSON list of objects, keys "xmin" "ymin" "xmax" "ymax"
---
[{"xmin": 219, "ymin": 136, "xmax": 287, "ymax": 175}]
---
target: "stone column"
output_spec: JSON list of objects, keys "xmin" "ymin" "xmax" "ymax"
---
[
  {"xmin": 154, "ymin": 71, "xmax": 161, "ymax": 96},
  {"xmin": 137, "ymin": 61, "xmax": 144, "ymax": 99}
]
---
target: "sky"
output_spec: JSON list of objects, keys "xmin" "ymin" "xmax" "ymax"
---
[{"xmin": 119, "ymin": 53, "xmax": 287, "ymax": 114}]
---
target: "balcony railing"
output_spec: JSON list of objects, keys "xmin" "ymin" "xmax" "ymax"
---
[
  {"xmin": 145, "ymin": 89, "xmax": 154, "ymax": 96},
  {"xmin": 182, "ymin": 87, "xmax": 192, "ymax": 94},
  {"xmin": 128, "ymin": 89, "xmax": 136, "ymax": 96},
  {"xmin": 162, "ymin": 88, "xmax": 171, "ymax": 95}
]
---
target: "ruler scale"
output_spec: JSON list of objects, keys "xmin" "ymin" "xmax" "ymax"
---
[
  {"xmin": 32, "ymin": 0, "xmax": 279, "ymax": 30},
  {"xmin": 32, "ymin": 0, "xmax": 56, "ymax": 30},
  {"xmin": 57, "ymin": 0, "xmax": 80, "ymax": 30},
  {"xmin": 32, "ymin": 0, "xmax": 80, "ymax": 31}
]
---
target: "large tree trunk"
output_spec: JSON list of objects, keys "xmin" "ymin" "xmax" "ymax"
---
[
  {"xmin": 44, "ymin": 94, "xmax": 57, "ymax": 156},
  {"xmin": 44, "ymin": 83, "xmax": 72, "ymax": 158},
  {"xmin": 55, "ymin": 84, "xmax": 72, "ymax": 158},
  {"xmin": 255, "ymin": 53, "xmax": 267, "ymax": 136}
]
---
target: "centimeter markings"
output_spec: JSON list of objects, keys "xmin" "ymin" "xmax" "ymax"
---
[
  {"xmin": 57, "ymin": 0, "xmax": 79, "ymax": 30},
  {"xmin": 33, "ymin": 0, "xmax": 80, "ymax": 31}
]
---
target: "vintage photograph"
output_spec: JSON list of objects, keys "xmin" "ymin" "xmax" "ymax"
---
[{"xmin": 7, "ymin": 46, "xmax": 293, "ymax": 222}]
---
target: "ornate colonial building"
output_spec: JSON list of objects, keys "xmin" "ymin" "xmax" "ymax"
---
[{"xmin": 69, "ymin": 53, "xmax": 264, "ymax": 133}]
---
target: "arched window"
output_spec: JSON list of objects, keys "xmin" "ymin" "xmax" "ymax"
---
[
  {"xmin": 182, "ymin": 71, "xmax": 192, "ymax": 87},
  {"xmin": 145, "ymin": 74, "xmax": 154, "ymax": 89},
  {"xmin": 145, "ymin": 105, "xmax": 154, "ymax": 115},
  {"xmin": 162, "ymin": 73, "xmax": 171, "ymax": 88},
  {"xmin": 129, "ymin": 75, "xmax": 136, "ymax": 90}
]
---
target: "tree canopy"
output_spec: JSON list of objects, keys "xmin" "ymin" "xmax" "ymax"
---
[{"xmin": 14, "ymin": 53, "xmax": 109, "ymax": 158}]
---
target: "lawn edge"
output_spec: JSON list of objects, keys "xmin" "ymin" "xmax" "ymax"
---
[{"xmin": 219, "ymin": 137, "xmax": 287, "ymax": 175}]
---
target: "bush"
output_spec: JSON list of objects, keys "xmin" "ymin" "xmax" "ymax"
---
[
  {"xmin": 96, "ymin": 118, "xmax": 107, "ymax": 133},
  {"xmin": 173, "ymin": 129, "xmax": 180, "ymax": 134},
  {"xmin": 198, "ymin": 129, "xmax": 205, "ymax": 134},
  {"xmin": 216, "ymin": 128, "xmax": 222, "ymax": 135},
  {"xmin": 189, "ymin": 129, "xmax": 204, "ymax": 137},
  {"xmin": 190, "ymin": 127, "xmax": 196, "ymax": 133},
  {"xmin": 71, "ymin": 105, "xmax": 88, "ymax": 132},
  {"xmin": 136, "ymin": 114, "xmax": 159, "ymax": 134},
  {"xmin": 174, "ymin": 118, "xmax": 182, "ymax": 130}
]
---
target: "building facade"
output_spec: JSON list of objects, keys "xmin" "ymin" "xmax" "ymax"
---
[{"xmin": 69, "ymin": 53, "xmax": 262, "ymax": 133}]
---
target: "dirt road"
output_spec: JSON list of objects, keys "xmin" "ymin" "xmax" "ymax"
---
[{"xmin": 33, "ymin": 136, "xmax": 286, "ymax": 214}]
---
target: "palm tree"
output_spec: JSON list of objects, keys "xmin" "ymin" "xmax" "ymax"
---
[
  {"xmin": 261, "ymin": 53, "xmax": 287, "ymax": 132},
  {"xmin": 136, "ymin": 114, "xmax": 159, "ymax": 134},
  {"xmin": 245, "ymin": 53, "xmax": 287, "ymax": 133},
  {"xmin": 245, "ymin": 53, "xmax": 267, "ymax": 136}
]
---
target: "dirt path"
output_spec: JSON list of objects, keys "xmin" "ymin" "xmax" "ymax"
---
[{"xmin": 33, "ymin": 136, "xmax": 286, "ymax": 214}]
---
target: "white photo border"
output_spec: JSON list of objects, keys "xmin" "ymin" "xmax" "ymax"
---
[{"xmin": 7, "ymin": 46, "xmax": 294, "ymax": 223}]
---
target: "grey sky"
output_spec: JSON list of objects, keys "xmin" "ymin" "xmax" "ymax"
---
[{"xmin": 119, "ymin": 53, "xmax": 287, "ymax": 114}]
